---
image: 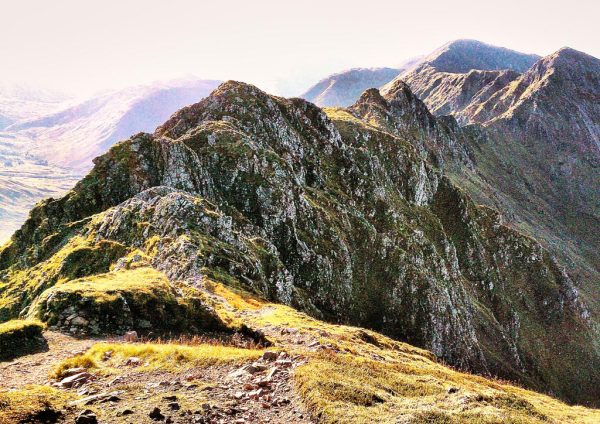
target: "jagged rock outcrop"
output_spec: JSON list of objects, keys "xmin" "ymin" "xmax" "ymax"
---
[
  {"xmin": 1, "ymin": 81, "xmax": 599, "ymax": 405},
  {"xmin": 347, "ymin": 81, "xmax": 475, "ymax": 170},
  {"xmin": 382, "ymin": 40, "xmax": 540, "ymax": 124},
  {"xmin": 381, "ymin": 43, "xmax": 600, "ymax": 347}
]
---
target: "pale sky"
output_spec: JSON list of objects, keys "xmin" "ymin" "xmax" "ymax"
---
[{"xmin": 1, "ymin": 0, "xmax": 598, "ymax": 97}]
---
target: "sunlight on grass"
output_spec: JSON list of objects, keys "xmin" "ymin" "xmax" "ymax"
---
[
  {"xmin": 53, "ymin": 341, "xmax": 263, "ymax": 378},
  {"xmin": 0, "ymin": 385, "xmax": 75, "ymax": 424}
]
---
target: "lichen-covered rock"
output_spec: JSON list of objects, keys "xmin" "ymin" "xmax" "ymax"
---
[
  {"xmin": 30, "ymin": 267, "xmax": 224, "ymax": 336},
  {"xmin": 0, "ymin": 81, "xmax": 598, "ymax": 405}
]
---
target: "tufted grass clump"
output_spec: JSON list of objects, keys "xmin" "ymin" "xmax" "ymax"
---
[
  {"xmin": 53, "ymin": 341, "xmax": 264, "ymax": 378},
  {"xmin": 0, "ymin": 319, "xmax": 46, "ymax": 360}
]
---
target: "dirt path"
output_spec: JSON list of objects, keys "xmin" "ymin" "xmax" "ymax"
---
[
  {"xmin": 63, "ymin": 353, "xmax": 314, "ymax": 423},
  {"xmin": 0, "ymin": 331, "xmax": 103, "ymax": 390},
  {"xmin": 1, "ymin": 329, "xmax": 315, "ymax": 423}
]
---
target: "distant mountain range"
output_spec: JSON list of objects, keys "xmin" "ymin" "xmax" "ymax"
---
[
  {"xmin": 0, "ymin": 78, "xmax": 221, "ymax": 242},
  {"xmin": 384, "ymin": 40, "xmax": 541, "ymax": 123},
  {"xmin": 0, "ymin": 82, "xmax": 72, "ymax": 130},
  {"xmin": 6, "ymin": 78, "xmax": 221, "ymax": 171},
  {"xmin": 0, "ymin": 138, "xmax": 78, "ymax": 242},
  {"xmin": 299, "ymin": 57, "xmax": 421, "ymax": 107}
]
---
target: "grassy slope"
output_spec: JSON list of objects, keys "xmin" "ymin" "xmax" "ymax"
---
[
  {"xmin": 1, "ymin": 277, "xmax": 599, "ymax": 423},
  {"xmin": 246, "ymin": 300, "xmax": 600, "ymax": 423}
]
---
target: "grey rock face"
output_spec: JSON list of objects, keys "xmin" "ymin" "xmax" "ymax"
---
[{"xmin": 1, "ymin": 80, "xmax": 598, "ymax": 405}]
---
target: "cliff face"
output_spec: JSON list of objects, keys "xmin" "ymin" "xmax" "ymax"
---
[
  {"xmin": 0, "ymin": 81, "xmax": 598, "ymax": 405},
  {"xmin": 384, "ymin": 44, "xmax": 600, "ymax": 339},
  {"xmin": 393, "ymin": 65, "xmax": 520, "ymax": 124}
]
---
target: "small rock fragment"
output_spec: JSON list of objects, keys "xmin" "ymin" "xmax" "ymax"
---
[
  {"xmin": 266, "ymin": 367, "xmax": 279, "ymax": 379},
  {"xmin": 59, "ymin": 372, "xmax": 92, "ymax": 388},
  {"xmin": 76, "ymin": 409, "xmax": 97, "ymax": 424},
  {"xmin": 256, "ymin": 378, "xmax": 272, "ymax": 388},
  {"xmin": 262, "ymin": 351, "xmax": 278, "ymax": 361},
  {"xmin": 149, "ymin": 407, "xmax": 165, "ymax": 421},
  {"xmin": 61, "ymin": 367, "xmax": 87, "ymax": 378},
  {"xmin": 123, "ymin": 330, "xmax": 138, "ymax": 342},
  {"xmin": 275, "ymin": 359, "xmax": 293, "ymax": 369},
  {"xmin": 125, "ymin": 357, "xmax": 142, "ymax": 366}
]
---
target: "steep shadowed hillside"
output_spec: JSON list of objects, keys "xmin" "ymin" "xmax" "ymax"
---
[{"xmin": 379, "ymin": 43, "xmax": 600, "ymax": 335}]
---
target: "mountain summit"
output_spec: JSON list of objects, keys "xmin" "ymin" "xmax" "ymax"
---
[
  {"xmin": 381, "ymin": 40, "xmax": 541, "ymax": 121},
  {"xmin": 301, "ymin": 40, "xmax": 540, "ymax": 109},
  {"xmin": 470, "ymin": 46, "xmax": 600, "ymax": 150},
  {"xmin": 416, "ymin": 39, "xmax": 540, "ymax": 73}
]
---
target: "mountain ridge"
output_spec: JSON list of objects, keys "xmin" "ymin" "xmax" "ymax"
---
[
  {"xmin": 2, "ymin": 80, "xmax": 599, "ymax": 406},
  {"xmin": 416, "ymin": 39, "xmax": 540, "ymax": 73}
]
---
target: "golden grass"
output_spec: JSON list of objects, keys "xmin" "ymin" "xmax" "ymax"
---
[
  {"xmin": 294, "ymin": 350, "xmax": 600, "ymax": 423},
  {"xmin": 203, "ymin": 283, "xmax": 600, "ymax": 424},
  {"xmin": 323, "ymin": 107, "xmax": 367, "ymax": 125},
  {"xmin": 3, "ymin": 253, "xmax": 597, "ymax": 423},
  {"xmin": 53, "ymin": 341, "xmax": 263, "ymax": 378},
  {"xmin": 42, "ymin": 267, "xmax": 169, "ymax": 303},
  {"xmin": 0, "ymin": 385, "xmax": 75, "ymax": 424},
  {"xmin": 0, "ymin": 319, "xmax": 44, "ymax": 335},
  {"xmin": 205, "ymin": 280, "xmax": 263, "ymax": 311}
]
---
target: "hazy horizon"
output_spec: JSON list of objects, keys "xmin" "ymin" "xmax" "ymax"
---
[{"xmin": 1, "ymin": 0, "xmax": 598, "ymax": 98}]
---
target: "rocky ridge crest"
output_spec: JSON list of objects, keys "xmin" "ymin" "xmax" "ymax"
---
[{"xmin": 1, "ymin": 80, "xmax": 598, "ymax": 405}]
